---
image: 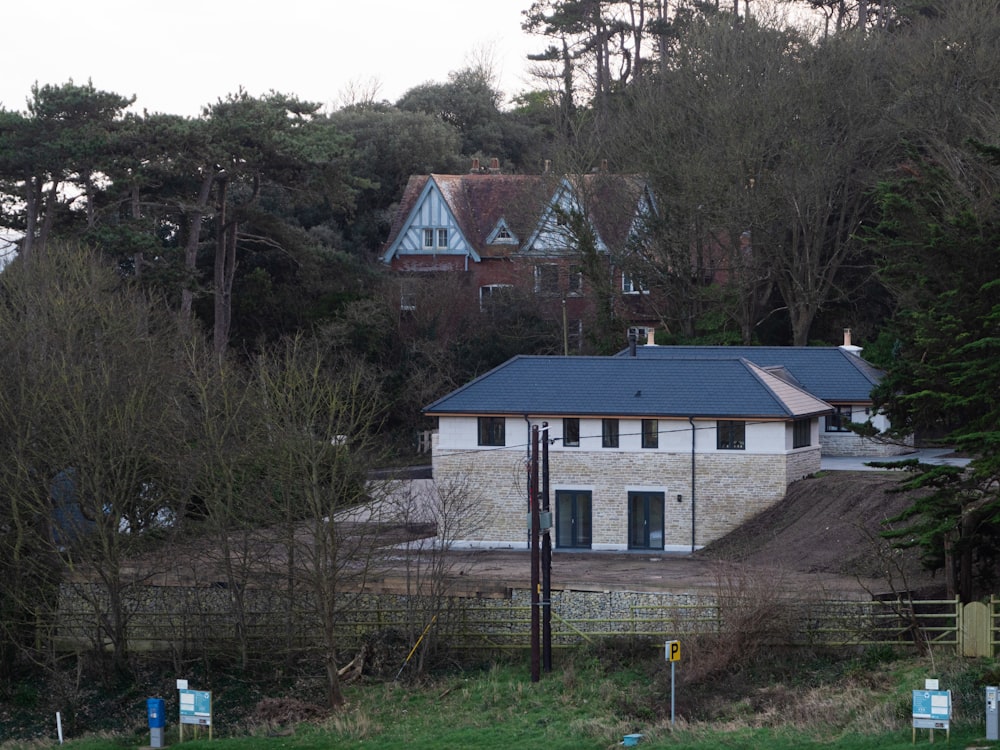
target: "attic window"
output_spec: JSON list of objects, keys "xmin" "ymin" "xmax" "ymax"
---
[
  {"xmin": 487, "ymin": 221, "xmax": 518, "ymax": 245},
  {"xmin": 422, "ymin": 228, "xmax": 448, "ymax": 249}
]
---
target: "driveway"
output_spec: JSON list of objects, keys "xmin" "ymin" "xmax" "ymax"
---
[{"xmin": 820, "ymin": 447, "xmax": 971, "ymax": 472}]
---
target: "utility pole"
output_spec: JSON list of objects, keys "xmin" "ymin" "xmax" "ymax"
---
[
  {"xmin": 530, "ymin": 425, "xmax": 541, "ymax": 682},
  {"xmin": 541, "ymin": 422, "xmax": 552, "ymax": 672}
]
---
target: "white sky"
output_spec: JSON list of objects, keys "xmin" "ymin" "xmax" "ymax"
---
[{"xmin": 2, "ymin": 1, "xmax": 539, "ymax": 117}]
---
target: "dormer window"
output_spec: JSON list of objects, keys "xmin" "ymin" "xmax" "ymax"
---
[{"xmin": 487, "ymin": 220, "xmax": 518, "ymax": 245}]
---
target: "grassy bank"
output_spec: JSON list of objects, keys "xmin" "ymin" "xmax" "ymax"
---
[{"xmin": 3, "ymin": 645, "xmax": 999, "ymax": 749}]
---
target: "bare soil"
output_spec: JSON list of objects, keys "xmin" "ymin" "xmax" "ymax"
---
[{"xmin": 411, "ymin": 470, "xmax": 944, "ymax": 600}]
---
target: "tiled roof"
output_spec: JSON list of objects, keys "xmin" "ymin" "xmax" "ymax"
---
[
  {"xmin": 381, "ymin": 172, "xmax": 649, "ymax": 260},
  {"xmin": 424, "ymin": 355, "xmax": 832, "ymax": 419},
  {"xmin": 618, "ymin": 346, "xmax": 883, "ymax": 402}
]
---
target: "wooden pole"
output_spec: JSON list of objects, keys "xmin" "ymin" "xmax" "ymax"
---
[{"xmin": 530, "ymin": 425, "xmax": 541, "ymax": 682}]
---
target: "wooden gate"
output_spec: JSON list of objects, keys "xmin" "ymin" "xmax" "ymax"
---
[{"xmin": 962, "ymin": 601, "xmax": 992, "ymax": 657}]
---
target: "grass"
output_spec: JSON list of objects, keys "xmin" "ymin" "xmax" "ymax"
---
[{"xmin": 3, "ymin": 646, "xmax": 999, "ymax": 750}]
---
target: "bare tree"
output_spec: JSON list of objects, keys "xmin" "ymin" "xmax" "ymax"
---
[
  {"xmin": 250, "ymin": 336, "xmax": 389, "ymax": 709},
  {"xmin": 0, "ymin": 243, "xmax": 188, "ymax": 685}
]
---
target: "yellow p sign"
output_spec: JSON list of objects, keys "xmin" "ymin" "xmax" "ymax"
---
[{"xmin": 666, "ymin": 640, "xmax": 681, "ymax": 662}]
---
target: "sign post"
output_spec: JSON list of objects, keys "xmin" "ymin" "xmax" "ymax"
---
[
  {"xmin": 665, "ymin": 640, "xmax": 681, "ymax": 725},
  {"xmin": 912, "ymin": 681, "xmax": 950, "ymax": 744},
  {"xmin": 178, "ymin": 685, "xmax": 213, "ymax": 742}
]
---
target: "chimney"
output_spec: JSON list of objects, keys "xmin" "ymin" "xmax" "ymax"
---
[
  {"xmin": 470, "ymin": 158, "xmax": 480, "ymax": 173},
  {"xmin": 840, "ymin": 327, "xmax": 862, "ymax": 357},
  {"xmin": 489, "ymin": 157, "xmax": 500, "ymax": 173},
  {"xmin": 628, "ymin": 330, "xmax": 638, "ymax": 357},
  {"xmin": 544, "ymin": 159, "xmax": 551, "ymax": 174},
  {"xmin": 646, "ymin": 328, "xmax": 655, "ymax": 346}
]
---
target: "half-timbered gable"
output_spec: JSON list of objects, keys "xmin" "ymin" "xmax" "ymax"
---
[{"xmin": 380, "ymin": 164, "xmax": 661, "ymax": 348}]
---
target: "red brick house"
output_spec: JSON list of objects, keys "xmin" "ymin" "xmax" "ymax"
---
[{"xmin": 379, "ymin": 161, "xmax": 660, "ymax": 349}]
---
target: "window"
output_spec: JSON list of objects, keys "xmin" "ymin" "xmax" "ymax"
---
[
  {"xmin": 826, "ymin": 405, "xmax": 853, "ymax": 433},
  {"xmin": 628, "ymin": 326, "xmax": 652, "ymax": 345},
  {"xmin": 717, "ymin": 420, "xmax": 746, "ymax": 450},
  {"xmin": 622, "ymin": 272, "xmax": 641, "ymax": 294},
  {"xmin": 602, "ymin": 418, "xmax": 619, "ymax": 448},
  {"xmin": 793, "ymin": 418, "xmax": 811, "ymax": 448},
  {"xmin": 477, "ymin": 417, "xmax": 505, "ymax": 446},
  {"xmin": 479, "ymin": 284, "xmax": 512, "ymax": 312},
  {"xmin": 642, "ymin": 419, "xmax": 659, "ymax": 449},
  {"xmin": 567, "ymin": 266, "xmax": 583, "ymax": 295},
  {"xmin": 422, "ymin": 228, "xmax": 434, "ymax": 248},
  {"xmin": 437, "ymin": 228, "xmax": 448, "ymax": 248},
  {"xmin": 563, "ymin": 418, "xmax": 580, "ymax": 447},
  {"xmin": 567, "ymin": 318, "xmax": 583, "ymax": 352},
  {"xmin": 534, "ymin": 264, "xmax": 559, "ymax": 294}
]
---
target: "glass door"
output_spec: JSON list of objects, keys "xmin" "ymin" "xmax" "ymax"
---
[
  {"xmin": 628, "ymin": 491, "xmax": 665, "ymax": 550},
  {"xmin": 555, "ymin": 490, "xmax": 592, "ymax": 549}
]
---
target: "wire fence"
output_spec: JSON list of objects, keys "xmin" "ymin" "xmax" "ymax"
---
[{"xmin": 43, "ymin": 588, "xmax": 978, "ymax": 662}]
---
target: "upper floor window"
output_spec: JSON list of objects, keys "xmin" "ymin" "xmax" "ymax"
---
[
  {"xmin": 717, "ymin": 420, "xmax": 746, "ymax": 450},
  {"xmin": 622, "ymin": 272, "xmax": 648, "ymax": 294},
  {"xmin": 793, "ymin": 418, "xmax": 811, "ymax": 448},
  {"xmin": 422, "ymin": 228, "xmax": 448, "ymax": 248},
  {"xmin": 641, "ymin": 419, "xmax": 659, "ymax": 449},
  {"xmin": 567, "ymin": 266, "xmax": 583, "ymax": 295},
  {"xmin": 826, "ymin": 405, "xmax": 853, "ymax": 433},
  {"xmin": 602, "ymin": 418, "xmax": 619, "ymax": 448},
  {"xmin": 563, "ymin": 418, "xmax": 580, "ymax": 447},
  {"xmin": 478, "ymin": 417, "xmax": 505, "ymax": 447},
  {"xmin": 534, "ymin": 264, "xmax": 559, "ymax": 295}
]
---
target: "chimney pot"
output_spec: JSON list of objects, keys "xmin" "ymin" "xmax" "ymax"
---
[
  {"xmin": 843, "ymin": 328, "xmax": 852, "ymax": 348},
  {"xmin": 471, "ymin": 158, "xmax": 480, "ymax": 173}
]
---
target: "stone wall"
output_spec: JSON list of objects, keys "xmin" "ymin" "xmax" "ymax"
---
[
  {"xmin": 820, "ymin": 431, "xmax": 913, "ymax": 457},
  {"xmin": 432, "ymin": 441, "xmax": 821, "ymax": 549}
]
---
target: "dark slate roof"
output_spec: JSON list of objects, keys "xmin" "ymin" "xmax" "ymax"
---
[
  {"xmin": 424, "ymin": 355, "xmax": 832, "ymax": 419},
  {"xmin": 616, "ymin": 346, "xmax": 883, "ymax": 402}
]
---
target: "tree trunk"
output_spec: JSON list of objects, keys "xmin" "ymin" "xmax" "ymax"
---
[{"xmin": 180, "ymin": 172, "xmax": 217, "ymax": 332}]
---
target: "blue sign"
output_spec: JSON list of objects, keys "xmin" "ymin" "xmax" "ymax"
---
[
  {"xmin": 912, "ymin": 690, "xmax": 950, "ymax": 720},
  {"xmin": 179, "ymin": 689, "xmax": 212, "ymax": 726}
]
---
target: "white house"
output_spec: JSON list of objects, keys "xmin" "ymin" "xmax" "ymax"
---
[{"xmin": 424, "ymin": 354, "xmax": 834, "ymax": 551}]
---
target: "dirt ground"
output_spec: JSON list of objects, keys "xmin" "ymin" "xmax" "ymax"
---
[{"xmin": 393, "ymin": 470, "xmax": 943, "ymax": 600}]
